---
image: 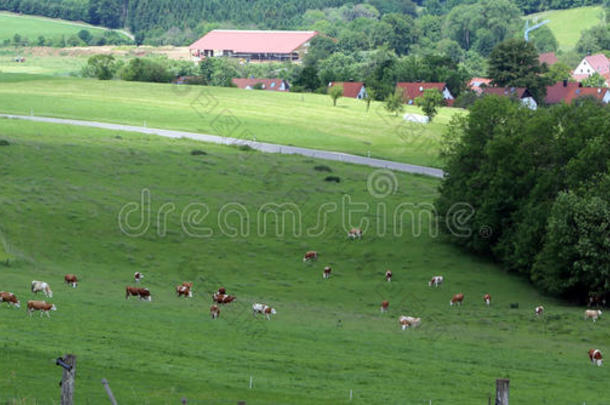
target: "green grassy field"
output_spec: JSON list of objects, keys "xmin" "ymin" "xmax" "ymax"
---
[
  {"xmin": 525, "ymin": 6, "xmax": 605, "ymax": 51},
  {"xmin": 0, "ymin": 119, "xmax": 608, "ymax": 404},
  {"xmin": 0, "ymin": 74, "xmax": 462, "ymax": 168},
  {"xmin": 0, "ymin": 11, "xmax": 130, "ymax": 43},
  {"xmin": 0, "ymin": 49, "xmax": 87, "ymax": 76}
]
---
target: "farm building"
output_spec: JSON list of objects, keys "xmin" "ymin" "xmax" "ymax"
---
[
  {"xmin": 328, "ymin": 82, "xmax": 368, "ymax": 99},
  {"xmin": 232, "ymin": 78, "xmax": 290, "ymax": 91},
  {"xmin": 481, "ymin": 87, "xmax": 538, "ymax": 110},
  {"xmin": 396, "ymin": 82, "xmax": 454, "ymax": 106},
  {"xmin": 572, "ymin": 53, "xmax": 610, "ymax": 86},
  {"xmin": 545, "ymin": 81, "xmax": 610, "ymax": 104},
  {"xmin": 189, "ymin": 30, "xmax": 318, "ymax": 63}
]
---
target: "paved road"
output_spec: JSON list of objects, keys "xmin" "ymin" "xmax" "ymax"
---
[{"xmin": 1, "ymin": 114, "xmax": 445, "ymax": 178}]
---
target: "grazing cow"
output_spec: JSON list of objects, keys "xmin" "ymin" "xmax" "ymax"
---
[
  {"xmin": 589, "ymin": 349, "xmax": 603, "ymax": 366},
  {"xmin": 210, "ymin": 305, "xmax": 220, "ymax": 319},
  {"xmin": 450, "ymin": 293, "xmax": 464, "ymax": 306},
  {"xmin": 182, "ymin": 282, "xmax": 193, "ymax": 289},
  {"xmin": 64, "ymin": 274, "xmax": 78, "ymax": 288},
  {"xmin": 584, "ymin": 309, "xmax": 602, "ymax": 322},
  {"xmin": 217, "ymin": 287, "xmax": 226, "ymax": 295},
  {"xmin": 27, "ymin": 300, "xmax": 56, "ymax": 318},
  {"xmin": 535, "ymin": 306, "xmax": 544, "ymax": 316},
  {"xmin": 428, "ymin": 276, "xmax": 443, "ymax": 287},
  {"xmin": 398, "ymin": 315, "xmax": 421, "ymax": 330},
  {"xmin": 176, "ymin": 285, "xmax": 192, "ymax": 298},
  {"xmin": 213, "ymin": 292, "xmax": 236, "ymax": 304},
  {"xmin": 303, "ymin": 251, "xmax": 318, "ymax": 262},
  {"xmin": 126, "ymin": 286, "xmax": 151, "ymax": 301},
  {"xmin": 385, "ymin": 270, "xmax": 392, "ymax": 282},
  {"xmin": 31, "ymin": 280, "xmax": 53, "ymax": 297},
  {"xmin": 0, "ymin": 291, "xmax": 20, "ymax": 308},
  {"xmin": 323, "ymin": 266, "xmax": 332, "ymax": 279},
  {"xmin": 588, "ymin": 295, "xmax": 607, "ymax": 308},
  {"xmin": 380, "ymin": 300, "xmax": 389, "ymax": 313},
  {"xmin": 253, "ymin": 303, "xmax": 276, "ymax": 320},
  {"xmin": 134, "ymin": 272, "xmax": 143, "ymax": 283},
  {"xmin": 347, "ymin": 228, "xmax": 362, "ymax": 239},
  {"xmin": 483, "ymin": 294, "xmax": 491, "ymax": 306}
]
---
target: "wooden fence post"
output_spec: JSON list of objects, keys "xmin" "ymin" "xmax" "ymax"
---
[
  {"xmin": 495, "ymin": 379, "xmax": 509, "ymax": 405},
  {"xmin": 59, "ymin": 354, "xmax": 76, "ymax": 405}
]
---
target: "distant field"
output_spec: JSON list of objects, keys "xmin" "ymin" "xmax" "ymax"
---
[
  {"xmin": 0, "ymin": 11, "xmax": 130, "ymax": 42},
  {"xmin": 0, "ymin": 74, "xmax": 465, "ymax": 167},
  {"xmin": 525, "ymin": 6, "xmax": 605, "ymax": 50},
  {"xmin": 0, "ymin": 119, "xmax": 608, "ymax": 403}
]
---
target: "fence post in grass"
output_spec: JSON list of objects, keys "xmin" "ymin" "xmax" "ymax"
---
[
  {"xmin": 495, "ymin": 379, "xmax": 509, "ymax": 405},
  {"xmin": 58, "ymin": 354, "xmax": 76, "ymax": 405},
  {"xmin": 101, "ymin": 378, "xmax": 118, "ymax": 405}
]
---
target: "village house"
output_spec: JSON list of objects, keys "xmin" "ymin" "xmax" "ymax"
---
[
  {"xmin": 538, "ymin": 52, "xmax": 558, "ymax": 67},
  {"xmin": 480, "ymin": 87, "xmax": 538, "ymax": 110},
  {"xmin": 328, "ymin": 82, "xmax": 368, "ymax": 99},
  {"xmin": 572, "ymin": 53, "xmax": 610, "ymax": 86},
  {"xmin": 396, "ymin": 82, "xmax": 454, "ymax": 106},
  {"xmin": 545, "ymin": 80, "xmax": 610, "ymax": 105},
  {"xmin": 189, "ymin": 30, "xmax": 318, "ymax": 63},
  {"xmin": 232, "ymin": 78, "xmax": 290, "ymax": 91},
  {"xmin": 468, "ymin": 77, "xmax": 492, "ymax": 95}
]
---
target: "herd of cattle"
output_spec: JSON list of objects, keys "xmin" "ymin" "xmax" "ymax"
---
[{"xmin": 0, "ymin": 229, "xmax": 605, "ymax": 366}]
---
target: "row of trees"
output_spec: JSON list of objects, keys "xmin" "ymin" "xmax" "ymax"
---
[
  {"xmin": 7, "ymin": 29, "xmax": 131, "ymax": 47},
  {"xmin": 82, "ymin": 54, "xmax": 197, "ymax": 82},
  {"xmin": 436, "ymin": 96, "xmax": 609, "ymax": 303}
]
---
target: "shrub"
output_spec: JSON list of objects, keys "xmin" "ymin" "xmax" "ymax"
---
[
  {"xmin": 190, "ymin": 149, "xmax": 207, "ymax": 156},
  {"xmin": 0, "ymin": 139, "xmax": 10, "ymax": 146},
  {"xmin": 314, "ymin": 165, "xmax": 332, "ymax": 172},
  {"xmin": 324, "ymin": 176, "xmax": 341, "ymax": 183}
]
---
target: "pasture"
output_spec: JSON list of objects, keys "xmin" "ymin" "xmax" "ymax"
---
[
  {"xmin": 0, "ymin": 118, "xmax": 608, "ymax": 403},
  {"xmin": 524, "ymin": 6, "xmax": 605, "ymax": 51},
  {"xmin": 0, "ymin": 74, "xmax": 463, "ymax": 168}
]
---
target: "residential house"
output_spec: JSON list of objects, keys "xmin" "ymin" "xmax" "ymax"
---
[
  {"xmin": 480, "ymin": 87, "xmax": 538, "ymax": 110},
  {"xmin": 572, "ymin": 53, "xmax": 610, "ymax": 86},
  {"xmin": 538, "ymin": 52, "xmax": 558, "ymax": 67},
  {"xmin": 546, "ymin": 80, "xmax": 610, "ymax": 105},
  {"xmin": 328, "ymin": 81, "xmax": 367, "ymax": 99},
  {"xmin": 468, "ymin": 77, "xmax": 492, "ymax": 95},
  {"xmin": 396, "ymin": 82, "xmax": 454, "ymax": 106},
  {"xmin": 232, "ymin": 78, "xmax": 290, "ymax": 91}
]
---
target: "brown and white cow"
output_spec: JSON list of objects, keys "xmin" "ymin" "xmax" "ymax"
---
[
  {"xmin": 253, "ymin": 303, "xmax": 276, "ymax": 320},
  {"xmin": 589, "ymin": 349, "xmax": 603, "ymax": 366},
  {"xmin": 380, "ymin": 300, "xmax": 389, "ymax": 313},
  {"xmin": 64, "ymin": 274, "xmax": 78, "ymax": 288},
  {"xmin": 428, "ymin": 276, "xmax": 443, "ymax": 287},
  {"xmin": 585, "ymin": 309, "xmax": 602, "ymax": 322},
  {"xmin": 210, "ymin": 305, "xmax": 220, "ymax": 319},
  {"xmin": 588, "ymin": 294, "xmax": 606, "ymax": 308},
  {"xmin": 303, "ymin": 251, "xmax": 318, "ymax": 262},
  {"xmin": 27, "ymin": 300, "xmax": 56, "ymax": 317},
  {"xmin": 126, "ymin": 286, "xmax": 151, "ymax": 301},
  {"xmin": 176, "ymin": 285, "xmax": 192, "ymax": 298},
  {"xmin": 483, "ymin": 294, "xmax": 491, "ymax": 306},
  {"xmin": 535, "ymin": 306, "xmax": 544, "ymax": 316},
  {"xmin": 398, "ymin": 315, "xmax": 421, "ymax": 330},
  {"xmin": 134, "ymin": 272, "xmax": 144, "ymax": 283},
  {"xmin": 213, "ymin": 292, "xmax": 236, "ymax": 304},
  {"xmin": 347, "ymin": 228, "xmax": 362, "ymax": 239},
  {"xmin": 217, "ymin": 287, "xmax": 226, "ymax": 295},
  {"xmin": 323, "ymin": 266, "xmax": 332, "ymax": 279},
  {"xmin": 450, "ymin": 293, "xmax": 464, "ymax": 306},
  {"xmin": 182, "ymin": 282, "xmax": 193, "ymax": 289},
  {"xmin": 0, "ymin": 291, "xmax": 20, "ymax": 308},
  {"xmin": 31, "ymin": 280, "xmax": 53, "ymax": 297},
  {"xmin": 385, "ymin": 270, "xmax": 392, "ymax": 282}
]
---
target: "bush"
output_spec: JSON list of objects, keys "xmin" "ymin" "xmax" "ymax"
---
[
  {"xmin": 190, "ymin": 149, "xmax": 207, "ymax": 156},
  {"xmin": 0, "ymin": 139, "xmax": 10, "ymax": 146},
  {"xmin": 314, "ymin": 165, "xmax": 332, "ymax": 172},
  {"xmin": 453, "ymin": 91, "xmax": 480, "ymax": 109},
  {"xmin": 119, "ymin": 58, "xmax": 173, "ymax": 83},
  {"xmin": 324, "ymin": 176, "xmax": 341, "ymax": 183}
]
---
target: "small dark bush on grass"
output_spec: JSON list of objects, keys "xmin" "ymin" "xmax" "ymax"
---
[
  {"xmin": 238, "ymin": 144, "xmax": 254, "ymax": 152},
  {"xmin": 191, "ymin": 149, "xmax": 207, "ymax": 156},
  {"xmin": 0, "ymin": 139, "xmax": 10, "ymax": 146},
  {"xmin": 324, "ymin": 176, "xmax": 340, "ymax": 183},
  {"xmin": 510, "ymin": 303, "xmax": 519, "ymax": 309},
  {"xmin": 314, "ymin": 165, "xmax": 332, "ymax": 172}
]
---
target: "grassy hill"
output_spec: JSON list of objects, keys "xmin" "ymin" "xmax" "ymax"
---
[
  {"xmin": 0, "ymin": 11, "xmax": 131, "ymax": 43},
  {"xmin": 0, "ymin": 118, "xmax": 608, "ymax": 403},
  {"xmin": 0, "ymin": 74, "xmax": 463, "ymax": 168},
  {"xmin": 525, "ymin": 6, "xmax": 605, "ymax": 51}
]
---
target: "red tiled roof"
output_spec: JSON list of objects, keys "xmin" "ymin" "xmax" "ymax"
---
[
  {"xmin": 329, "ymin": 82, "xmax": 365, "ymax": 98},
  {"xmin": 545, "ymin": 81, "xmax": 581, "ymax": 104},
  {"xmin": 232, "ymin": 78, "xmax": 289, "ymax": 91},
  {"xmin": 566, "ymin": 86, "xmax": 609, "ymax": 103},
  {"xmin": 468, "ymin": 78, "xmax": 492, "ymax": 94},
  {"xmin": 539, "ymin": 52, "xmax": 558, "ymax": 66},
  {"xmin": 584, "ymin": 53, "xmax": 610, "ymax": 75},
  {"xmin": 481, "ymin": 87, "xmax": 530, "ymax": 98},
  {"xmin": 189, "ymin": 30, "xmax": 318, "ymax": 54},
  {"xmin": 396, "ymin": 82, "xmax": 447, "ymax": 101}
]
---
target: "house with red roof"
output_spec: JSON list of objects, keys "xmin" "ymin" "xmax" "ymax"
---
[
  {"xmin": 546, "ymin": 81, "xmax": 610, "ymax": 104},
  {"xmin": 396, "ymin": 82, "xmax": 454, "ymax": 106},
  {"xmin": 232, "ymin": 78, "xmax": 290, "ymax": 91},
  {"xmin": 538, "ymin": 52, "xmax": 558, "ymax": 67},
  {"xmin": 480, "ymin": 87, "xmax": 538, "ymax": 110},
  {"xmin": 572, "ymin": 53, "xmax": 610, "ymax": 86},
  {"xmin": 468, "ymin": 78, "xmax": 492, "ymax": 95},
  {"xmin": 189, "ymin": 30, "xmax": 318, "ymax": 63},
  {"xmin": 328, "ymin": 82, "xmax": 368, "ymax": 99}
]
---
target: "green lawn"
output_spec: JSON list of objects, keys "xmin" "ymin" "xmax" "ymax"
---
[
  {"xmin": 525, "ymin": 6, "xmax": 605, "ymax": 51},
  {"xmin": 0, "ymin": 11, "xmax": 130, "ymax": 43},
  {"xmin": 0, "ymin": 119, "xmax": 608, "ymax": 404},
  {"xmin": 0, "ymin": 49, "xmax": 87, "ymax": 76},
  {"xmin": 0, "ymin": 74, "xmax": 463, "ymax": 167}
]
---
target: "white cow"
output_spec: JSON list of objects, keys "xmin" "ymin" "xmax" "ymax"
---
[
  {"xmin": 399, "ymin": 315, "xmax": 421, "ymax": 330},
  {"xmin": 585, "ymin": 309, "xmax": 602, "ymax": 322},
  {"xmin": 31, "ymin": 281, "xmax": 53, "ymax": 297},
  {"xmin": 252, "ymin": 303, "xmax": 276, "ymax": 320},
  {"xmin": 428, "ymin": 276, "xmax": 443, "ymax": 287}
]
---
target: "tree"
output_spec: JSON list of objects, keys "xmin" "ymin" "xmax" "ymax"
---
[
  {"xmin": 329, "ymin": 85, "xmax": 343, "ymax": 106},
  {"xmin": 543, "ymin": 62, "xmax": 573, "ymax": 83},
  {"xmin": 78, "ymin": 29, "xmax": 92, "ymax": 45},
  {"xmin": 381, "ymin": 13, "xmax": 418, "ymax": 55},
  {"xmin": 294, "ymin": 65, "xmax": 321, "ymax": 92},
  {"xmin": 415, "ymin": 89, "xmax": 444, "ymax": 122},
  {"xmin": 363, "ymin": 88, "xmax": 375, "ymax": 112},
  {"xmin": 581, "ymin": 72, "xmax": 607, "ymax": 88},
  {"xmin": 529, "ymin": 25, "xmax": 558, "ymax": 53},
  {"xmin": 384, "ymin": 88, "xmax": 404, "ymax": 116},
  {"xmin": 86, "ymin": 54, "xmax": 118, "ymax": 80}
]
